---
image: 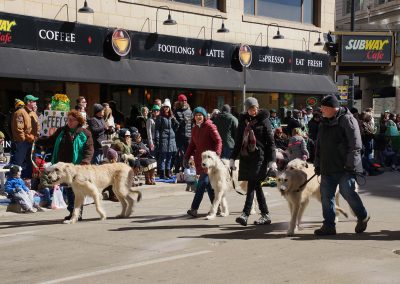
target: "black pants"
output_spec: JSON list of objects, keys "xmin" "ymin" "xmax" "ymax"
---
[{"xmin": 243, "ymin": 179, "xmax": 269, "ymax": 216}]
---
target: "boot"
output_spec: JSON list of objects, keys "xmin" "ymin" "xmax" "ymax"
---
[
  {"xmin": 235, "ymin": 212, "xmax": 249, "ymax": 226},
  {"xmin": 314, "ymin": 224, "xmax": 336, "ymax": 236},
  {"xmin": 165, "ymin": 169, "xmax": 172, "ymax": 179},
  {"xmin": 254, "ymin": 213, "xmax": 272, "ymax": 225},
  {"xmin": 159, "ymin": 169, "xmax": 165, "ymax": 179},
  {"xmin": 144, "ymin": 171, "xmax": 152, "ymax": 185},
  {"xmin": 150, "ymin": 169, "xmax": 156, "ymax": 185}
]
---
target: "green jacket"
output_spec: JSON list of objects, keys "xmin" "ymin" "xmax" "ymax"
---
[{"xmin": 213, "ymin": 112, "xmax": 238, "ymax": 150}]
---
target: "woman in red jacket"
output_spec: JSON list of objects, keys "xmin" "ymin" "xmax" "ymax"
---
[{"xmin": 185, "ymin": 107, "xmax": 222, "ymax": 217}]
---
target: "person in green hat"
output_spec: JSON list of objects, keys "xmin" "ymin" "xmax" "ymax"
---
[
  {"xmin": 10, "ymin": 94, "xmax": 40, "ymax": 179},
  {"xmin": 146, "ymin": 104, "xmax": 161, "ymax": 156},
  {"xmin": 269, "ymin": 108, "xmax": 281, "ymax": 131}
]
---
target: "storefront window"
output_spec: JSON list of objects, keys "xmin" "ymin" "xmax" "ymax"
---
[
  {"xmin": 172, "ymin": 0, "xmax": 219, "ymax": 9},
  {"xmin": 244, "ymin": 0, "xmax": 316, "ymax": 25}
]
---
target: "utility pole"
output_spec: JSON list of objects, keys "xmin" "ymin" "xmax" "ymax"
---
[{"xmin": 348, "ymin": 0, "xmax": 355, "ymax": 109}]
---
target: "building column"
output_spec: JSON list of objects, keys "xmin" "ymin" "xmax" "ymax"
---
[{"xmin": 360, "ymin": 77, "xmax": 373, "ymax": 111}]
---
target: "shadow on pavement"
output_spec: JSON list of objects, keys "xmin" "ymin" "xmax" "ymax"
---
[
  {"xmin": 290, "ymin": 229, "xmax": 400, "ymax": 241},
  {"xmin": 361, "ymin": 172, "xmax": 400, "ymax": 200},
  {"xmin": 109, "ymin": 224, "xmax": 220, "ymax": 232},
  {"xmin": 0, "ymin": 219, "xmax": 64, "ymax": 229},
  {"xmin": 129, "ymin": 214, "xmax": 190, "ymax": 223}
]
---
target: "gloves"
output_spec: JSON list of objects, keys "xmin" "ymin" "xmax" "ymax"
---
[
  {"xmin": 268, "ymin": 161, "xmax": 278, "ymax": 171},
  {"xmin": 229, "ymin": 159, "xmax": 236, "ymax": 170},
  {"xmin": 315, "ymin": 167, "xmax": 321, "ymax": 176}
]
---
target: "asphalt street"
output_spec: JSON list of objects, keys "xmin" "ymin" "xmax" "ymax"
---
[{"xmin": 0, "ymin": 172, "xmax": 399, "ymax": 284}]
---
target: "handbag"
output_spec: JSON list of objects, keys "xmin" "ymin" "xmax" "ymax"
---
[{"xmin": 51, "ymin": 185, "xmax": 67, "ymax": 209}]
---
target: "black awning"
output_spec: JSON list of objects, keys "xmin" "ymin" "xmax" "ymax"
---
[
  {"xmin": 246, "ymin": 69, "xmax": 338, "ymax": 94},
  {"xmin": 0, "ymin": 47, "xmax": 336, "ymax": 94},
  {"xmin": 0, "ymin": 47, "xmax": 242, "ymax": 90}
]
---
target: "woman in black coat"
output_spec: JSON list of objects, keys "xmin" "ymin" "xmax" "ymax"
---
[{"xmin": 230, "ymin": 97, "xmax": 277, "ymax": 226}]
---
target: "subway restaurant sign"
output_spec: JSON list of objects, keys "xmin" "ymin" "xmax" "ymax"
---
[{"xmin": 340, "ymin": 33, "xmax": 393, "ymax": 65}]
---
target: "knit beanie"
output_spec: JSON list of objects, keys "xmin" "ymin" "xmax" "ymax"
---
[
  {"xmin": 178, "ymin": 94, "xmax": 187, "ymax": 102},
  {"xmin": 193, "ymin": 106, "xmax": 207, "ymax": 118},
  {"xmin": 221, "ymin": 104, "xmax": 231, "ymax": 113},
  {"xmin": 15, "ymin": 99, "xmax": 25, "ymax": 109},
  {"xmin": 93, "ymin": 103, "xmax": 104, "ymax": 114},
  {"xmin": 106, "ymin": 148, "xmax": 118, "ymax": 161},
  {"xmin": 321, "ymin": 94, "xmax": 340, "ymax": 108},
  {"xmin": 244, "ymin": 97, "xmax": 259, "ymax": 110},
  {"xmin": 10, "ymin": 165, "xmax": 21, "ymax": 177}
]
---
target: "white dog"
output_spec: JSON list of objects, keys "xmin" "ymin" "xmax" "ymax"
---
[
  {"xmin": 277, "ymin": 159, "xmax": 350, "ymax": 236},
  {"xmin": 45, "ymin": 162, "xmax": 142, "ymax": 224},
  {"xmin": 201, "ymin": 150, "xmax": 248, "ymax": 220}
]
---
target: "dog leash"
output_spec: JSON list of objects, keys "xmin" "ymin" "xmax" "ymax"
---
[{"xmin": 294, "ymin": 173, "xmax": 317, "ymax": 193}]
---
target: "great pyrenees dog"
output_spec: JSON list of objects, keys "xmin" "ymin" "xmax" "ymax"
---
[
  {"xmin": 277, "ymin": 159, "xmax": 351, "ymax": 236},
  {"xmin": 45, "ymin": 162, "xmax": 142, "ymax": 224},
  {"xmin": 201, "ymin": 150, "xmax": 248, "ymax": 220}
]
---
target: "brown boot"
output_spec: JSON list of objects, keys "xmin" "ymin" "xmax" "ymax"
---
[
  {"xmin": 150, "ymin": 169, "xmax": 156, "ymax": 185},
  {"xmin": 144, "ymin": 171, "xmax": 152, "ymax": 185}
]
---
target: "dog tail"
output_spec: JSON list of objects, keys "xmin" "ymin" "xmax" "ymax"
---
[{"xmin": 129, "ymin": 188, "xmax": 142, "ymax": 202}]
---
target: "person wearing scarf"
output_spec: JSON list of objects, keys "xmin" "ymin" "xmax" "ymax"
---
[
  {"xmin": 230, "ymin": 97, "xmax": 277, "ymax": 226},
  {"xmin": 36, "ymin": 110, "xmax": 94, "ymax": 221}
]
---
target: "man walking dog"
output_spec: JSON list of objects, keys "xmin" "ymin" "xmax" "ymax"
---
[{"xmin": 314, "ymin": 94, "xmax": 370, "ymax": 236}]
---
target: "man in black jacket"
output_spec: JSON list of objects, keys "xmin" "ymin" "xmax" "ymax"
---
[
  {"xmin": 88, "ymin": 104, "xmax": 107, "ymax": 164},
  {"xmin": 314, "ymin": 95, "xmax": 370, "ymax": 236}
]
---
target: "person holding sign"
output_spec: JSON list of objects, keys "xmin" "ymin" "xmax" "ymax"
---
[{"xmin": 36, "ymin": 110, "xmax": 94, "ymax": 221}]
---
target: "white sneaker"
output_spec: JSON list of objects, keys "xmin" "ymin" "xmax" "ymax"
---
[{"xmin": 25, "ymin": 208, "xmax": 37, "ymax": 213}]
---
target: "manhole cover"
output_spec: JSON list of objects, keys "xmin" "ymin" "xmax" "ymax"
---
[{"xmin": 393, "ymin": 250, "xmax": 400, "ymax": 255}]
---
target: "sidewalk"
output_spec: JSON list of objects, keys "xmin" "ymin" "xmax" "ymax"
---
[{"xmin": 0, "ymin": 180, "xmax": 188, "ymax": 217}]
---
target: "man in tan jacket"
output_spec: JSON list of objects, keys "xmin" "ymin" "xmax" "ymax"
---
[{"xmin": 10, "ymin": 95, "xmax": 40, "ymax": 179}]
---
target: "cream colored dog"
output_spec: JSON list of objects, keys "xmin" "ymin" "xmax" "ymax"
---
[
  {"xmin": 45, "ymin": 162, "xmax": 142, "ymax": 224},
  {"xmin": 277, "ymin": 159, "xmax": 350, "ymax": 236},
  {"xmin": 201, "ymin": 150, "xmax": 248, "ymax": 220}
]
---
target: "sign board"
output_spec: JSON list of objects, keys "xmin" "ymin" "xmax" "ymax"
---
[
  {"xmin": 40, "ymin": 110, "xmax": 68, "ymax": 136},
  {"xmin": 238, "ymin": 44, "xmax": 252, "ymax": 67},
  {"xmin": 340, "ymin": 34, "xmax": 393, "ymax": 64}
]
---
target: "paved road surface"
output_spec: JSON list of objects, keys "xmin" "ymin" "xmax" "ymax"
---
[{"xmin": 0, "ymin": 172, "xmax": 399, "ymax": 284}]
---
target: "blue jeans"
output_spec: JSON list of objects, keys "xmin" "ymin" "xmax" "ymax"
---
[
  {"xmin": 320, "ymin": 172, "xmax": 368, "ymax": 228},
  {"xmin": 10, "ymin": 141, "xmax": 33, "ymax": 179},
  {"xmin": 158, "ymin": 152, "xmax": 174, "ymax": 171},
  {"xmin": 221, "ymin": 147, "xmax": 233, "ymax": 159},
  {"xmin": 190, "ymin": 173, "xmax": 215, "ymax": 210}
]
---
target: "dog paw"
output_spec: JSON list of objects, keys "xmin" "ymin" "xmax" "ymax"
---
[
  {"xmin": 219, "ymin": 212, "xmax": 229, "ymax": 217},
  {"xmin": 100, "ymin": 217, "xmax": 107, "ymax": 221},
  {"xmin": 63, "ymin": 219, "xmax": 76, "ymax": 224},
  {"xmin": 250, "ymin": 209, "xmax": 257, "ymax": 215},
  {"xmin": 297, "ymin": 225, "xmax": 304, "ymax": 231},
  {"xmin": 205, "ymin": 214, "xmax": 216, "ymax": 220}
]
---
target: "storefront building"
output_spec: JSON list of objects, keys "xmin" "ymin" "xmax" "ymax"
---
[
  {"xmin": 0, "ymin": 0, "xmax": 336, "ymax": 138},
  {"xmin": 336, "ymin": 0, "xmax": 400, "ymax": 114}
]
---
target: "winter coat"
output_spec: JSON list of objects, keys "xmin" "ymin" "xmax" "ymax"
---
[
  {"xmin": 146, "ymin": 117, "xmax": 156, "ymax": 147},
  {"xmin": 307, "ymin": 118, "xmax": 320, "ymax": 141},
  {"xmin": 135, "ymin": 116, "xmax": 148, "ymax": 141},
  {"xmin": 88, "ymin": 115, "xmax": 106, "ymax": 150},
  {"xmin": 185, "ymin": 119, "xmax": 222, "ymax": 175},
  {"xmin": 315, "ymin": 107, "xmax": 363, "ymax": 175},
  {"xmin": 213, "ymin": 112, "xmax": 238, "ymax": 150},
  {"xmin": 174, "ymin": 107, "xmax": 192, "ymax": 146},
  {"xmin": 231, "ymin": 110, "xmax": 276, "ymax": 181},
  {"xmin": 154, "ymin": 115, "xmax": 179, "ymax": 153},
  {"xmin": 36, "ymin": 125, "xmax": 94, "ymax": 165},
  {"xmin": 11, "ymin": 107, "xmax": 35, "ymax": 142},
  {"xmin": 288, "ymin": 135, "xmax": 309, "ymax": 161},
  {"xmin": 5, "ymin": 177, "xmax": 29, "ymax": 195}
]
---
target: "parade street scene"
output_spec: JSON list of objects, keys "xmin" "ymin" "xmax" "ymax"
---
[{"xmin": 1, "ymin": 0, "xmax": 400, "ymax": 283}]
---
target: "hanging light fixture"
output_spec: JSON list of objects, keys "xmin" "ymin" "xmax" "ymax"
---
[
  {"xmin": 155, "ymin": 6, "xmax": 177, "ymax": 33},
  {"xmin": 314, "ymin": 33, "xmax": 324, "ymax": 46},
  {"xmin": 75, "ymin": 0, "xmax": 94, "ymax": 22},
  {"xmin": 211, "ymin": 15, "xmax": 229, "ymax": 40}
]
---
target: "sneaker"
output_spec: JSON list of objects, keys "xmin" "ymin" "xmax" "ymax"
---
[
  {"xmin": 64, "ymin": 213, "xmax": 83, "ymax": 221},
  {"xmin": 25, "ymin": 208, "xmax": 37, "ymax": 213},
  {"xmin": 235, "ymin": 213, "xmax": 249, "ymax": 226},
  {"xmin": 254, "ymin": 213, "xmax": 271, "ymax": 225},
  {"xmin": 187, "ymin": 209, "xmax": 198, "ymax": 218},
  {"xmin": 314, "ymin": 225, "xmax": 336, "ymax": 236},
  {"xmin": 355, "ymin": 215, "xmax": 370, "ymax": 234}
]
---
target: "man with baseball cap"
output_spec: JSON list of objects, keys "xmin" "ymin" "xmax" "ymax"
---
[
  {"xmin": 10, "ymin": 94, "xmax": 40, "ymax": 179},
  {"xmin": 314, "ymin": 94, "xmax": 370, "ymax": 236}
]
